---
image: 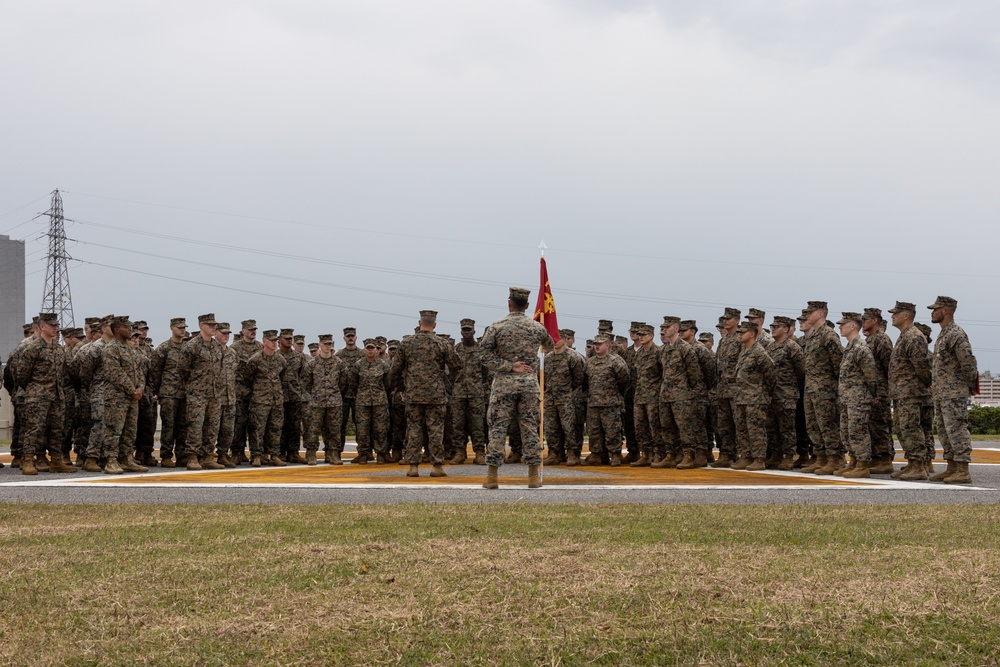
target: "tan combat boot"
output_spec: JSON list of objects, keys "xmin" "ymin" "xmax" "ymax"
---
[
  {"xmin": 449, "ymin": 451, "xmax": 467, "ymax": 465},
  {"xmin": 119, "ymin": 454, "xmax": 149, "ymax": 473},
  {"xmin": 833, "ymin": 457, "xmax": 855, "ymax": 477},
  {"xmin": 565, "ymin": 451, "xmax": 580, "ymax": 466},
  {"xmin": 160, "ymin": 455, "xmax": 176, "ymax": 468},
  {"xmin": 890, "ymin": 460, "xmax": 911, "ymax": 479},
  {"xmin": 542, "ymin": 451, "xmax": 560, "ymax": 466},
  {"xmin": 528, "ymin": 464, "xmax": 542, "ymax": 488},
  {"xmin": 676, "ymin": 451, "xmax": 696, "ymax": 470},
  {"xmin": 200, "ymin": 455, "xmax": 225, "ymax": 470},
  {"xmin": 930, "ymin": 460, "xmax": 956, "ymax": 482},
  {"xmin": 942, "ymin": 462, "xmax": 972, "ymax": 484},
  {"xmin": 353, "ymin": 453, "xmax": 370, "ymax": 465},
  {"xmin": 49, "ymin": 452, "xmax": 77, "ymax": 474},
  {"xmin": 217, "ymin": 453, "xmax": 236, "ymax": 468},
  {"xmin": 746, "ymin": 457, "xmax": 766, "ymax": 471},
  {"xmin": 287, "ymin": 451, "xmax": 307, "ymax": 465},
  {"xmin": 629, "ymin": 453, "xmax": 651, "ymax": 467},
  {"xmin": 651, "ymin": 453, "xmax": 676, "ymax": 469},
  {"xmin": 694, "ymin": 451, "xmax": 709, "ymax": 468},
  {"xmin": 815, "ymin": 454, "xmax": 844, "ymax": 475},
  {"xmin": 801, "ymin": 454, "xmax": 826, "ymax": 474},
  {"xmin": 730, "ymin": 456, "xmax": 752, "ymax": 470},
  {"xmin": 268, "ymin": 455, "xmax": 287, "ymax": 467},
  {"xmin": 376, "ymin": 452, "xmax": 391, "ymax": 464},
  {"xmin": 329, "ymin": 452, "xmax": 343, "ymax": 465},
  {"xmin": 483, "ymin": 465, "xmax": 499, "ymax": 489},
  {"xmin": 473, "ymin": 452, "xmax": 486, "ymax": 466},
  {"xmin": 609, "ymin": 452, "xmax": 622, "ymax": 467},
  {"xmin": 82, "ymin": 457, "xmax": 102, "ymax": 473},
  {"xmin": 186, "ymin": 456, "xmax": 202, "ymax": 470},
  {"xmin": 842, "ymin": 460, "xmax": 871, "ymax": 478},
  {"xmin": 430, "ymin": 463, "xmax": 447, "ymax": 477},
  {"xmin": 305, "ymin": 450, "xmax": 318, "ymax": 466},
  {"xmin": 582, "ymin": 452, "xmax": 603, "ymax": 466},
  {"xmin": 504, "ymin": 451, "xmax": 522, "ymax": 464},
  {"xmin": 103, "ymin": 458, "xmax": 124, "ymax": 475},
  {"xmin": 20, "ymin": 454, "xmax": 38, "ymax": 476},
  {"xmin": 778, "ymin": 455, "xmax": 795, "ymax": 471},
  {"xmin": 710, "ymin": 453, "xmax": 733, "ymax": 468},
  {"xmin": 11, "ymin": 455, "xmax": 21, "ymax": 469},
  {"xmin": 34, "ymin": 454, "xmax": 51, "ymax": 472},
  {"xmin": 407, "ymin": 464, "xmax": 419, "ymax": 477},
  {"xmin": 869, "ymin": 455, "xmax": 895, "ymax": 475},
  {"xmin": 899, "ymin": 461, "xmax": 928, "ymax": 481},
  {"xmin": 251, "ymin": 455, "xmax": 262, "ymax": 467}
]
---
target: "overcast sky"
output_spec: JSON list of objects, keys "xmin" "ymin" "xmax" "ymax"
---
[{"xmin": 2, "ymin": 1, "xmax": 998, "ymax": 367}]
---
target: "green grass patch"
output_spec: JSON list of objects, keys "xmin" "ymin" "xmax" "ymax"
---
[{"xmin": 1, "ymin": 504, "xmax": 999, "ymax": 666}]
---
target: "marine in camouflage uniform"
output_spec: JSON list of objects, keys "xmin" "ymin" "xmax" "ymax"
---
[
  {"xmin": 801, "ymin": 301, "xmax": 845, "ymax": 474},
  {"xmin": 915, "ymin": 322, "xmax": 937, "ymax": 465},
  {"xmin": 78, "ymin": 316, "xmax": 115, "ymax": 468},
  {"xmin": 656, "ymin": 317, "xmax": 706, "ymax": 469},
  {"xmin": 336, "ymin": 327, "xmax": 364, "ymax": 450},
  {"xmin": 277, "ymin": 328, "xmax": 307, "ymax": 463},
  {"xmin": 621, "ymin": 323, "xmax": 641, "ymax": 463},
  {"xmin": 59, "ymin": 327, "xmax": 84, "ymax": 464},
  {"xmin": 746, "ymin": 308, "xmax": 775, "ymax": 352},
  {"xmin": 243, "ymin": 330, "xmax": 287, "ymax": 465},
  {"xmin": 862, "ymin": 307, "xmax": 895, "ymax": 472},
  {"xmin": 214, "ymin": 323, "xmax": 238, "ymax": 467},
  {"xmin": 929, "ymin": 296, "xmax": 978, "ymax": 484},
  {"xmin": 583, "ymin": 333, "xmax": 630, "ymax": 466},
  {"xmin": 386, "ymin": 340, "xmax": 406, "ymax": 462},
  {"xmin": 304, "ymin": 334, "xmax": 349, "ymax": 464},
  {"xmin": 887, "ymin": 301, "xmax": 933, "ymax": 481},
  {"xmin": 711, "ymin": 308, "xmax": 742, "ymax": 467},
  {"xmin": 387, "ymin": 311, "xmax": 462, "ymax": 476},
  {"xmin": 178, "ymin": 314, "xmax": 225, "ymax": 470},
  {"xmin": 69, "ymin": 317, "xmax": 101, "ymax": 463},
  {"xmin": 131, "ymin": 321, "xmax": 158, "ymax": 467},
  {"xmin": 100, "ymin": 317, "xmax": 148, "ymax": 474},
  {"xmin": 682, "ymin": 322, "xmax": 717, "ymax": 465},
  {"xmin": 835, "ymin": 313, "xmax": 880, "ymax": 477},
  {"xmin": 630, "ymin": 324, "xmax": 662, "ymax": 467},
  {"xmin": 5, "ymin": 323, "xmax": 36, "ymax": 467},
  {"xmin": 543, "ymin": 328, "xmax": 586, "ymax": 466},
  {"xmin": 765, "ymin": 316, "xmax": 804, "ymax": 470},
  {"xmin": 792, "ymin": 313, "xmax": 814, "ymax": 466},
  {"xmin": 452, "ymin": 319, "xmax": 489, "ymax": 465},
  {"xmin": 230, "ymin": 320, "xmax": 264, "ymax": 462},
  {"xmin": 151, "ymin": 317, "xmax": 190, "ymax": 466},
  {"xmin": 731, "ymin": 322, "xmax": 776, "ymax": 470},
  {"xmin": 353, "ymin": 339, "xmax": 391, "ymax": 463}
]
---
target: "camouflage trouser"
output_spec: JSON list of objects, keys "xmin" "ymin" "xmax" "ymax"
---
[
  {"xmin": 442, "ymin": 401, "xmax": 456, "ymax": 458},
  {"xmin": 773, "ymin": 401, "xmax": 797, "ymax": 459},
  {"xmin": 250, "ymin": 400, "xmax": 284, "ymax": 456},
  {"xmin": 623, "ymin": 389, "xmax": 637, "ymax": 455},
  {"xmin": 86, "ymin": 392, "xmax": 107, "ymax": 460},
  {"xmin": 702, "ymin": 397, "xmax": 717, "ymax": 453},
  {"xmin": 102, "ymin": 395, "xmax": 138, "ymax": 461},
  {"xmin": 340, "ymin": 397, "xmax": 357, "ymax": 449},
  {"xmin": 544, "ymin": 395, "xmax": 576, "ymax": 458},
  {"xmin": 936, "ymin": 397, "xmax": 971, "ymax": 463},
  {"xmin": 839, "ymin": 401, "xmax": 872, "ymax": 462},
  {"xmin": 734, "ymin": 403, "xmax": 771, "ymax": 460},
  {"xmin": 61, "ymin": 392, "xmax": 76, "ymax": 457},
  {"xmin": 486, "ymin": 391, "xmax": 542, "ymax": 467},
  {"xmin": 307, "ymin": 404, "xmax": 342, "ymax": 452},
  {"xmin": 633, "ymin": 400, "xmax": 662, "ymax": 457},
  {"xmin": 389, "ymin": 393, "xmax": 406, "ymax": 454},
  {"xmin": 452, "ymin": 396, "xmax": 486, "ymax": 454},
  {"xmin": 573, "ymin": 393, "xmax": 587, "ymax": 454},
  {"xmin": 186, "ymin": 394, "xmax": 222, "ymax": 460},
  {"xmin": 217, "ymin": 403, "xmax": 235, "ymax": 456},
  {"xmin": 795, "ymin": 393, "xmax": 813, "ymax": 458},
  {"xmin": 158, "ymin": 396, "xmax": 186, "ymax": 459},
  {"xmin": 715, "ymin": 395, "xmax": 738, "ymax": 459},
  {"xmin": 893, "ymin": 399, "xmax": 929, "ymax": 462},
  {"xmin": 869, "ymin": 391, "xmax": 893, "ymax": 460},
  {"xmin": 232, "ymin": 397, "xmax": 253, "ymax": 455},
  {"xmin": 10, "ymin": 394, "xmax": 24, "ymax": 457},
  {"xmin": 405, "ymin": 403, "xmax": 446, "ymax": 465},
  {"xmin": 356, "ymin": 403, "xmax": 389, "ymax": 456},
  {"xmin": 135, "ymin": 395, "xmax": 156, "ymax": 457},
  {"xmin": 586, "ymin": 405, "xmax": 621, "ymax": 458},
  {"xmin": 281, "ymin": 401, "xmax": 303, "ymax": 455},
  {"xmin": 921, "ymin": 403, "xmax": 936, "ymax": 461},
  {"xmin": 507, "ymin": 420, "xmax": 523, "ymax": 457},
  {"xmin": 804, "ymin": 393, "xmax": 842, "ymax": 457},
  {"xmin": 73, "ymin": 389, "xmax": 91, "ymax": 458},
  {"xmin": 660, "ymin": 399, "xmax": 705, "ymax": 457},
  {"xmin": 21, "ymin": 397, "xmax": 65, "ymax": 457}
]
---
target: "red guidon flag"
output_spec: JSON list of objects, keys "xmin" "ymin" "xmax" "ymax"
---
[{"xmin": 533, "ymin": 257, "xmax": 559, "ymax": 343}]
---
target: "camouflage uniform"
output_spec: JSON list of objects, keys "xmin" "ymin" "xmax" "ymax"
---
[
  {"xmin": 244, "ymin": 350, "xmax": 286, "ymax": 457},
  {"xmin": 933, "ymin": 321, "xmax": 978, "ymax": 464},
  {"xmin": 151, "ymin": 339, "xmax": 188, "ymax": 461},
  {"xmin": 838, "ymin": 337, "xmax": 880, "ymax": 462},
  {"xmin": 571, "ymin": 347, "xmax": 588, "ymax": 456},
  {"xmin": 658, "ymin": 338, "xmax": 706, "ymax": 461},
  {"xmin": 688, "ymin": 336, "xmax": 718, "ymax": 456},
  {"xmin": 803, "ymin": 324, "xmax": 844, "ymax": 457},
  {"xmin": 889, "ymin": 324, "xmax": 933, "ymax": 463},
  {"xmin": 278, "ymin": 346, "xmax": 306, "ymax": 458},
  {"xmin": 734, "ymin": 341, "xmax": 776, "ymax": 460},
  {"xmin": 180, "ymin": 334, "xmax": 224, "ymax": 461},
  {"xmin": 134, "ymin": 338, "xmax": 157, "ymax": 461},
  {"xmin": 4, "ymin": 335, "xmax": 33, "ymax": 460},
  {"xmin": 543, "ymin": 346, "xmax": 585, "ymax": 460},
  {"xmin": 388, "ymin": 354, "xmax": 407, "ymax": 458},
  {"xmin": 60, "ymin": 339, "xmax": 81, "ymax": 460},
  {"xmin": 354, "ymin": 357, "xmax": 390, "ymax": 458},
  {"xmin": 304, "ymin": 354, "xmax": 349, "ymax": 455},
  {"xmin": 584, "ymin": 352, "xmax": 630, "ymax": 460},
  {"xmin": 336, "ymin": 345, "xmax": 364, "ymax": 448},
  {"xmin": 101, "ymin": 339, "xmax": 143, "ymax": 460},
  {"xmin": 217, "ymin": 345, "xmax": 238, "ymax": 458},
  {"xmin": 767, "ymin": 337, "xmax": 805, "ymax": 461},
  {"xmin": 230, "ymin": 337, "xmax": 263, "ymax": 456},
  {"xmin": 387, "ymin": 330, "xmax": 462, "ymax": 465},
  {"xmin": 621, "ymin": 342, "xmax": 639, "ymax": 459},
  {"xmin": 78, "ymin": 337, "xmax": 110, "ymax": 461},
  {"xmin": 715, "ymin": 331, "xmax": 741, "ymax": 461},
  {"xmin": 452, "ymin": 341, "xmax": 489, "ymax": 457},
  {"xmin": 15, "ymin": 337, "xmax": 67, "ymax": 458},
  {"xmin": 864, "ymin": 324, "xmax": 895, "ymax": 461}
]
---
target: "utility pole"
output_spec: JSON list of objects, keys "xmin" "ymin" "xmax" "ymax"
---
[{"xmin": 39, "ymin": 189, "xmax": 75, "ymax": 327}]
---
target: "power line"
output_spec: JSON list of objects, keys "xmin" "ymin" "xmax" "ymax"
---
[{"xmin": 0, "ymin": 194, "xmax": 49, "ymax": 221}]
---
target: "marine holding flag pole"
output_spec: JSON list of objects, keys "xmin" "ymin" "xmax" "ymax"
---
[{"xmin": 534, "ymin": 241, "xmax": 560, "ymax": 472}]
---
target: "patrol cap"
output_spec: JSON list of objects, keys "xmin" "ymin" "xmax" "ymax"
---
[
  {"xmin": 640, "ymin": 324, "xmax": 656, "ymax": 335},
  {"xmin": 217, "ymin": 322, "xmax": 231, "ymax": 334},
  {"xmin": 308, "ymin": 342, "xmax": 319, "ymax": 351},
  {"xmin": 84, "ymin": 316, "xmax": 101, "ymax": 327},
  {"xmin": 915, "ymin": 322, "xmax": 932, "ymax": 337},
  {"xmin": 197, "ymin": 313, "xmax": 217, "ymax": 326},
  {"xmin": 928, "ymin": 296, "xmax": 958, "ymax": 310},
  {"xmin": 22, "ymin": 322, "xmax": 33, "ymax": 333},
  {"xmin": 887, "ymin": 301, "xmax": 916, "ymax": 314},
  {"xmin": 629, "ymin": 321, "xmax": 643, "ymax": 332},
  {"xmin": 862, "ymin": 308, "xmax": 882, "ymax": 321},
  {"xmin": 796, "ymin": 310, "xmax": 810, "ymax": 322},
  {"xmin": 60, "ymin": 327, "xmax": 78, "ymax": 338},
  {"xmin": 375, "ymin": 336, "xmax": 387, "ymax": 345},
  {"xmin": 387, "ymin": 339, "xmax": 400, "ymax": 349},
  {"xmin": 111, "ymin": 315, "xmax": 133, "ymax": 328},
  {"xmin": 825, "ymin": 320, "xmax": 835, "ymax": 329},
  {"xmin": 363, "ymin": 338, "xmax": 377, "ymax": 348},
  {"xmin": 736, "ymin": 321, "xmax": 759, "ymax": 334},
  {"xmin": 593, "ymin": 333, "xmax": 612, "ymax": 344},
  {"xmin": 344, "ymin": 327, "xmax": 357, "ymax": 335},
  {"xmin": 770, "ymin": 316, "xmax": 795, "ymax": 328},
  {"xmin": 722, "ymin": 307, "xmax": 741, "ymax": 320},
  {"xmin": 460, "ymin": 318, "xmax": 475, "ymax": 330},
  {"xmin": 558, "ymin": 328, "xmax": 575, "ymax": 338},
  {"xmin": 38, "ymin": 312, "xmax": 59, "ymax": 327},
  {"xmin": 293, "ymin": 335, "xmax": 305, "ymax": 343},
  {"xmin": 102, "ymin": 315, "xmax": 117, "ymax": 326},
  {"xmin": 419, "ymin": 310, "xmax": 437, "ymax": 323},
  {"xmin": 679, "ymin": 320, "xmax": 696, "ymax": 332},
  {"xmin": 716, "ymin": 317, "xmax": 725, "ymax": 330},
  {"xmin": 662, "ymin": 315, "xmax": 681, "ymax": 326},
  {"xmin": 803, "ymin": 301, "xmax": 828, "ymax": 313},
  {"xmin": 241, "ymin": 319, "xmax": 258, "ymax": 330},
  {"xmin": 747, "ymin": 308, "xmax": 766, "ymax": 319},
  {"xmin": 262, "ymin": 329, "xmax": 279, "ymax": 341},
  {"xmin": 509, "ymin": 287, "xmax": 531, "ymax": 301},
  {"xmin": 318, "ymin": 334, "xmax": 334, "ymax": 343},
  {"xmin": 836, "ymin": 312, "xmax": 863, "ymax": 326},
  {"xmin": 279, "ymin": 328, "xmax": 294, "ymax": 339},
  {"xmin": 133, "ymin": 320, "xmax": 149, "ymax": 330},
  {"xmin": 598, "ymin": 319, "xmax": 613, "ymax": 332},
  {"xmin": 615, "ymin": 335, "xmax": 627, "ymax": 345},
  {"xmin": 170, "ymin": 317, "xmax": 187, "ymax": 328},
  {"xmin": 586, "ymin": 339, "xmax": 594, "ymax": 346},
  {"xmin": 698, "ymin": 332, "xmax": 714, "ymax": 342}
]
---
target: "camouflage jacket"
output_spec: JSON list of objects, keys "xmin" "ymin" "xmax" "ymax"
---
[
  {"xmin": 78, "ymin": 338, "xmax": 110, "ymax": 395},
  {"xmin": 690, "ymin": 339, "xmax": 718, "ymax": 398},
  {"xmin": 230, "ymin": 339, "xmax": 263, "ymax": 400},
  {"xmin": 180, "ymin": 335, "xmax": 224, "ymax": 400},
  {"xmin": 479, "ymin": 312, "xmax": 554, "ymax": 395},
  {"xmin": 864, "ymin": 330, "xmax": 893, "ymax": 394},
  {"xmin": 136, "ymin": 342, "xmax": 155, "ymax": 394},
  {"xmin": 452, "ymin": 342, "xmax": 489, "ymax": 399},
  {"xmin": 839, "ymin": 338, "xmax": 880, "ymax": 405},
  {"xmin": 804, "ymin": 325, "xmax": 843, "ymax": 398},
  {"xmin": 244, "ymin": 351, "xmax": 286, "ymax": 405},
  {"xmin": 933, "ymin": 322, "xmax": 978, "ymax": 400},
  {"xmin": 768, "ymin": 338, "xmax": 805, "ymax": 406},
  {"xmin": 336, "ymin": 347, "xmax": 365, "ymax": 399},
  {"xmin": 152, "ymin": 339, "xmax": 188, "ymax": 399},
  {"xmin": 220, "ymin": 346, "xmax": 238, "ymax": 407},
  {"xmin": 101, "ymin": 340, "xmax": 143, "ymax": 401},
  {"xmin": 15, "ymin": 338, "xmax": 66, "ymax": 402},
  {"xmin": 888, "ymin": 325, "xmax": 932, "ymax": 401},
  {"xmin": 5, "ymin": 336, "xmax": 35, "ymax": 399},
  {"xmin": 305, "ymin": 354, "xmax": 348, "ymax": 407},
  {"xmin": 278, "ymin": 348, "xmax": 306, "ymax": 403},
  {"xmin": 715, "ymin": 332, "xmax": 741, "ymax": 399},
  {"xmin": 387, "ymin": 331, "xmax": 461, "ymax": 405},
  {"xmin": 758, "ymin": 330, "xmax": 775, "ymax": 352},
  {"xmin": 622, "ymin": 345, "xmax": 638, "ymax": 392},
  {"xmin": 734, "ymin": 342, "xmax": 776, "ymax": 406},
  {"xmin": 659, "ymin": 338, "xmax": 705, "ymax": 403},
  {"xmin": 543, "ymin": 348, "xmax": 585, "ymax": 403},
  {"xmin": 632, "ymin": 344, "xmax": 662, "ymax": 405},
  {"xmin": 354, "ymin": 357, "xmax": 390, "ymax": 407},
  {"xmin": 585, "ymin": 353, "xmax": 630, "ymax": 408}
]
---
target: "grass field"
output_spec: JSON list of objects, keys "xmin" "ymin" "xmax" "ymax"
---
[{"xmin": 2, "ymin": 504, "xmax": 999, "ymax": 666}]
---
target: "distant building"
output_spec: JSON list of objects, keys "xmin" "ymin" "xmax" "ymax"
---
[
  {"xmin": 974, "ymin": 372, "xmax": 1000, "ymax": 407},
  {"xmin": 0, "ymin": 234, "xmax": 26, "ymax": 362}
]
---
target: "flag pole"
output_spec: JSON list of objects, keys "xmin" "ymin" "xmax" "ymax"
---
[{"xmin": 537, "ymin": 240, "xmax": 546, "ymax": 478}]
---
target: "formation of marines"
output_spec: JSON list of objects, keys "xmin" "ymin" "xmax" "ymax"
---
[{"xmin": 2, "ymin": 291, "xmax": 979, "ymax": 487}]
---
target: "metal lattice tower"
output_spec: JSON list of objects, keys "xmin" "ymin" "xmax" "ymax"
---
[{"xmin": 39, "ymin": 189, "xmax": 75, "ymax": 327}]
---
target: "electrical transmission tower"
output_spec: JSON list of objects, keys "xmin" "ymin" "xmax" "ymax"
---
[{"xmin": 40, "ymin": 189, "xmax": 75, "ymax": 327}]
